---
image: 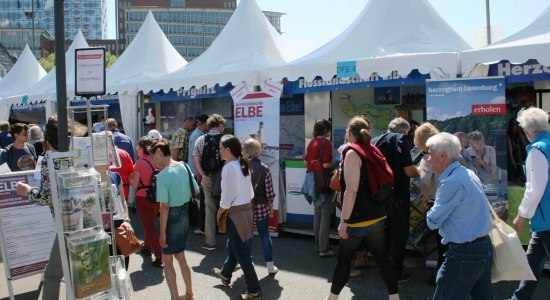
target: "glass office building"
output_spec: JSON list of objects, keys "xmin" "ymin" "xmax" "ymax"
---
[
  {"xmin": 0, "ymin": 0, "xmax": 107, "ymax": 58},
  {"xmin": 122, "ymin": 6, "xmax": 283, "ymax": 61}
]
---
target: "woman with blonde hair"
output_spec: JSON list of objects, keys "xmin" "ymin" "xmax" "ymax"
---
[
  {"xmin": 242, "ymin": 138, "xmax": 278, "ymax": 275},
  {"xmin": 466, "ymin": 130, "xmax": 498, "ymax": 183}
]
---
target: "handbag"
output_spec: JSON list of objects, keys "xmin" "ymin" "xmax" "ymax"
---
[
  {"xmin": 329, "ymin": 169, "xmax": 341, "ymax": 192},
  {"xmin": 217, "ymin": 209, "xmax": 228, "ymax": 234},
  {"xmin": 115, "ymin": 227, "xmax": 141, "ymax": 256},
  {"xmin": 313, "ymin": 140, "xmax": 333, "ymax": 194},
  {"xmin": 487, "ymin": 203, "xmax": 536, "ymax": 283}
]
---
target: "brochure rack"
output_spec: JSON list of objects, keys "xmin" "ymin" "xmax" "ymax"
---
[{"xmin": 46, "ymin": 101, "xmax": 133, "ymax": 300}]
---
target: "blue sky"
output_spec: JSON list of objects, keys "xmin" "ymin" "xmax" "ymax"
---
[{"xmin": 107, "ymin": 0, "xmax": 549, "ymax": 58}]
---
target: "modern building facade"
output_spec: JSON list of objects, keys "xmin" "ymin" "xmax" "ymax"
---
[
  {"xmin": 120, "ymin": 0, "xmax": 283, "ymax": 61},
  {"xmin": 0, "ymin": 0, "xmax": 107, "ymax": 58}
]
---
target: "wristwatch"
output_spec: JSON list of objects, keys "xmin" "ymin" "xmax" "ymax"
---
[{"xmin": 123, "ymin": 217, "xmax": 131, "ymax": 223}]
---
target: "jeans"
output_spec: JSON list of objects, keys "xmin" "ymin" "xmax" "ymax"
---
[
  {"xmin": 136, "ymin": 196, "xmax": 162, "ymax": 257},
  {"xmin": 202, "ymin": 180, "xmax": 218, "ymax": 247},
  {"xmin": 42, "ymin": 237, "xmax": 63, "ymax": 300},
  {"xmin": 433, "ymin": 235, "xmax": 494, "ymax": 300},
  {"xmin": 314, "ymin": 199, "xmax": 334, "ymax": 252},
  {"xmin": 386, "ymin": 198, "xmax": 410, "ymax": 274},
  {"xmin": 220, "ymin": 218, "xmax": 261, "ymax": 294},
  {"xmin": 255, "ymin": 214, "xmax": 273, "ymax": 262},
  {"xmin": 512, "ymin": 230, "xmax": 550, "ymax": 300}
]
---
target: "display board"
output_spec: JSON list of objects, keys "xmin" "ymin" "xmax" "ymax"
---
[
  {"xmin": 0, "ymin": 171, "xmax": 56, "ymax": 279},
  {"xmin": 231, "ymin": 81, "xmax": 283, "ymax": 234}
]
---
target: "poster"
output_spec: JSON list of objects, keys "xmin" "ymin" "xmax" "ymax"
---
[
  {"xmin": 426, "ymin": 77, "xmax": 508, "ymax": 220},
  {"xmin": 232, "ymin": 81, "xmax": 283, "ymax": 234},
  {"xmin": 0, "ymin": 171, "xmax": 56, "ymax": 278}
]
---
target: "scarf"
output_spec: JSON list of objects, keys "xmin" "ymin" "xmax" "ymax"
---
[{"xmin": 342, "ymin": 142, "xmax": 394, "ymax": 195}]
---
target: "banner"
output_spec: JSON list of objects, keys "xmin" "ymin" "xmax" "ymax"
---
[
  {"xmin": 426, "ymin": 77, "xmax": 508, "ymax": 220},
  {"xmin": 231, "ymin": 80, "xmax": 283, "ymax": 234},
  {"xmin": 0, "ymin": 171, "xmax": 56, "ymax": 278}
]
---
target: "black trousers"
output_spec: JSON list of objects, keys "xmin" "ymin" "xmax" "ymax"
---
[{"xmin": 385, "ymin": 198, "xmax": 410, "ymax": 274}]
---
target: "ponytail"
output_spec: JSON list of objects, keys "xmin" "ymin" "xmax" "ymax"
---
[{"xmin": 239, "ymin": 156, "xmax": 250, "ymax": 176}]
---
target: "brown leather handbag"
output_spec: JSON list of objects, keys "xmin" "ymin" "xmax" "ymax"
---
[
  {"xmin": 329, "ymin": 169, "xmax": 341, "ymax": 192},
  {"xmin": 115, "ymin": 227, "xmax": 141, "ymax": 256}
]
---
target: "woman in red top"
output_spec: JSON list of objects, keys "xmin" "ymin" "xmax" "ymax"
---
[
  {"xmin": 301, "ymin": 119, "xmax": 335, "ymax": 257},
  {"xmin": 129, "ymin": 136, "xmax": 163, "ymax": 267}
]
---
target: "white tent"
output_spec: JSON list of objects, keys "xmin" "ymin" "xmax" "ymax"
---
[
  {"xmin": 264, "ymin": 0, "xmax": 471, "ymax": 82},
  {"xmin": 139, "ymin": 0, "xmax": 293, "ymax": 93},
  {"xmin": 107, "ymin": 10, "xmax": 188, "ymax": 143},
  {"xmin": 0, "ymin": 32, "xmax": 89, "ymax": 121},
  {"xmin": 0, "ymin": 45, "xmax": 46, "ymax": 98},
  {"xmin": 461, "ymin": 4, "xmax": 550, "ymax": 77}
]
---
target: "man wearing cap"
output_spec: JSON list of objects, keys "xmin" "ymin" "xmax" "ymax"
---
[
  {"xmin": 189, "ymin": 114, "xmax": 209, "ymax": 235},
  {"xmin": 172, "ymin": 117, "xmax": 196, "ymax": 163},
  {"xmin": 108, "ymin": 118, "xmax": 136, "ymax": 163}
]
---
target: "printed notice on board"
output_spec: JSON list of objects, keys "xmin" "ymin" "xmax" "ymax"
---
[{"xmin": 0, "ymin": 171, "xmax": 56, "ymax": 277}]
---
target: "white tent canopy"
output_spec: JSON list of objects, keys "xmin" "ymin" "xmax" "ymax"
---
[
  {"xmin": 107, "ymin": 11, "xmax": 188, "ymax": 143},
  {"xmin": 107, "ymin": 10, "xmax": 187, "ymax": 95},
  {"xmin": 461, "ymin": 4, "xmax": 550, "ymax": 76},
  {"xmin": 264, "ymin": 0, "xmax": 471, "ymax": 82},
  {"xmin": 139, "ymin": 0, "xmax": 293, "ymax": 93},
  {"xmin": 0, "ymin": 44, "xmax": 46, "ymax": 98}
]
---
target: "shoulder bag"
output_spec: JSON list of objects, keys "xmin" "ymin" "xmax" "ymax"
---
[{"xmin": 313, "ymin": 140, "xmax": 332, "ymax": 194}]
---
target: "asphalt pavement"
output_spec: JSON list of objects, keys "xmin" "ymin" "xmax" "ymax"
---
[{"xmin": 1, "ymin": 209, "xmax": 549, "ymax": 299}]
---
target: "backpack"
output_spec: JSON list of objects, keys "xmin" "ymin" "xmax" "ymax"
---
[
  {"xmin": 137, "ymin": 159, "xmax": 159, "ymax": 202},
  {"xmin": 200, "ymin": 133, "xmax": 224, "ymax": 175}
]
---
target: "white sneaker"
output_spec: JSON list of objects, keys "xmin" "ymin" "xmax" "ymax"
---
[{"xmin": 267, "ymin": 261, "xmax": 278, "ymax": 275}]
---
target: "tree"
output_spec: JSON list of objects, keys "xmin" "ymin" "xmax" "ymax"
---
[{"xmin": 38, "ymin": 51, "xmax": 117, "ymax": 72}]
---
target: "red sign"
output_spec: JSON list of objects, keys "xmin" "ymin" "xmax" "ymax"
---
[{"xmin": 471, "ymin": 104, "xmax": 506, "ymax": 115}]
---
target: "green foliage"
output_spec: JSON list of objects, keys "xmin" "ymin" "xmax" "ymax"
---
[
  {"xmin": 429, "ymin": 114, "xmax": 507, "ymax": 146},
  {"xmin": 38, "ymin": 53, "xmax": 55, "ymax": 72},
  {"xmin": 37, "ymin": 51, "xmax": 117, "ymax": 72}
]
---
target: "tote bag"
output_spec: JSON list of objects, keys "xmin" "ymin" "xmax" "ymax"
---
[{"xmin": 488, "ymin": 203, "xmax": 536, "ymax": 283}]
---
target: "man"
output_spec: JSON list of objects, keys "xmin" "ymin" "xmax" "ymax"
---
[
  {"xmin": 511, "ymin": 107, "xmax": 550, "ymax": 300},
  {"xmin": 172, "ymin": 116, "xmax": 196, "ymax": 163},
  {"xmin": 150, "ymin": 139, "xmax": 199, "ymax": 300},
  {"xmin": 112, "ymin": 147, "xmax": 134, "ymax": 203},
  {"xmin": 1, "ymin": 123, "xmax": 37, "ymax": 171},
  {"xmin": 374, "ymin": 117, "xmax": 419, "ymax": 282},
  {"xmin": 0, "ymin": 121, "xmax": 14, "ymax": 149},
  {"xmin": 107, "ymin": 118, "xmax": 136, "ymax": 163},
  {"xmin": 192, "ymin": 114, "xmax": 225, "ymax": 251},
  {"xmin": 188, "ymin": 114, "xmax": 209, "ymax": 235},
  {"xmin": 426, "ymin": 132, "xmax": 493, "ymax": 300}
]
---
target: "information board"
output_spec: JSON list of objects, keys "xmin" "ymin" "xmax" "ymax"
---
[{"xmin": 0, "ymin": 171, "xmax": 56, "ymax": 279}]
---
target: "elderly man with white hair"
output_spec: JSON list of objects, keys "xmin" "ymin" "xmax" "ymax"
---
[
  {"xmin": 425, "ymin": 132, "xmax": 493, "ymax": 300},
  {"xmin": 511, "ymin": 107, "xmax": 550, "ymax": 300}
]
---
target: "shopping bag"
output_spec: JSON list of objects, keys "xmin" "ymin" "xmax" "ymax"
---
[{"xmin": 488, "ymin": 204, "xmax": 536, "ymax": 283}]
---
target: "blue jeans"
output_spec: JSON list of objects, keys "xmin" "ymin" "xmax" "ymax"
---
[
  {"xmin": 512, "ymin": 230, "xmax": 550, "ymax": 300},
  {"xmin": 220, "ymin": 218, "xmax": 261, "ymax": 294},
  {"xmin": 433, "ymin": 235, "xmax": 494, "ymax": 300},
  {"xmin": 255, "ymin": 215, "xmax": 273, "ymax": 262}
]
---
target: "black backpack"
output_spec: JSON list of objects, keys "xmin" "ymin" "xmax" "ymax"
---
[
  {"xmin": 137, "ymin": 159, "xmax": 159, "ymax": 202},
  {"xmin": 200, "ymin": 133, "xmax": 224, "ymax": 175}
]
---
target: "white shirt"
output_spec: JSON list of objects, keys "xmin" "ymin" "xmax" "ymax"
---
[
  {"xmin": 519, "ymin": 148, "xmax": 549, "ymax": 219},
  {"xmin": 220, "ymin": 160, "xmax": 254, "ymax": 209}
]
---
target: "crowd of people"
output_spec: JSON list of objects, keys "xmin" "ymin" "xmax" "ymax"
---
[{"xmin": 2, "ymin": 105, "xmax": 550, "ymax": 300}]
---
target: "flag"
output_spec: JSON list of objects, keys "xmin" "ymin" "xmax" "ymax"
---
[{"xmin": 45, "ymin": 0, "xmax": 54, "ymax": 10}]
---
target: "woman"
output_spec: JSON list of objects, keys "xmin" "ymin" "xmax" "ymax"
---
[
  {"xmin": 15, "ymin": 115, "xmax": 89, "ymax": 299},
  {"xmin": 28, "ymin": 124, "xmax": 45, "ymax": 156},
  {"xmin": 242, "ymin": 138, "xmax": 278, "ymax": 275},
  {"xmin": 414, "ymin": 122, "xmax": 445, "ymax": 286},
  {"xmin": 211, "ymin": 135, "xmax": 262, "ymax": 300},
  {"xmin": 327, "ymin": 116, "xmax": 399, "ymax": 300},
  {"xmin": 301, "ymin": 119, "xmax": 335, "ymax": 257},
  {"xmin": 466, "ymin": 130, "xmax": 498, "ymax": 183},
  {"xmin": 129, "ymin": 136, "xmax": 162, "ymax": 267}
]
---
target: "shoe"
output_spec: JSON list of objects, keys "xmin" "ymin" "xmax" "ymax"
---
[
  {"xmin": 266, "ymin": 261, "xmax": 278, "ymax": 275},
  {"xmin": 349, "ymin": 268, "xmax": 363, "ymax": 278},
  {"xmin": 212, "ymin": 268, "xmax": 231, "ymax": 286},
  {"xmin": 140, "ymin": 248, "xmax": 152, "ymax": 257},
  {"xmin": 398, "ymin": 272, "xmax": 412, "ymax": 283},
  {"xmin": 240, "ymin": 292, "xmax": 262, "ymax": 300},
  {"xmin": 194, "ymin": 229, "xmax": 204, "ymax": 235},
  {"xmin": 319, "ymin": 250, "xmax": 336, "ymax": 258},
  {"xmin": 152, "ymin": 257, "xmax": 163, "ymax": 268},
  {"xmin": 202, "ymin": 243, "xmax": 216, "ymax": 251}
]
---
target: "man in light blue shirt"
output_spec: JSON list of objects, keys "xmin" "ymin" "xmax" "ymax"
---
[{"xmin": 425, "ymin": 132, "xmax": 493, "ymax": 300}]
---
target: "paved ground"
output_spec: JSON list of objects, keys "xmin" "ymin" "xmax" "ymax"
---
[{"xmin": 1, "ymin": 209, "xmax": 549, "ymax": 299}]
